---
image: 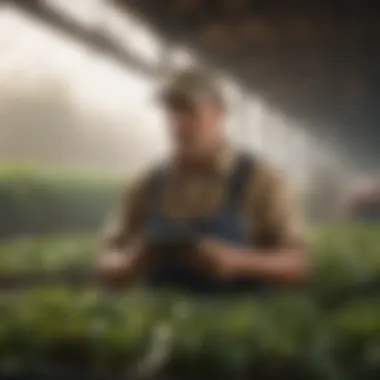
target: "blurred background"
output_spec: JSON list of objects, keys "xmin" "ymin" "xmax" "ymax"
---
[{"xmin": 0, "ymin": 1, "xmax": 379, "ymax": 379}]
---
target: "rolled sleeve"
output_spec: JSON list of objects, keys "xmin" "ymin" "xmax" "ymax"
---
[{"xmin": 247, "ymin": 160, "xmax": 307, "ymax": 249}]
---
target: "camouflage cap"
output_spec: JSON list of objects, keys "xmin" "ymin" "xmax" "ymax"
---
[{"xmin": 158, "ymin": 68, "xmax": 225, "ymax": 108}]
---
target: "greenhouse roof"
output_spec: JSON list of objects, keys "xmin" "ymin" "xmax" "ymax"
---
[{"xmin": 117, "ymin": 0, "xmax": 380, "ymax": 167}]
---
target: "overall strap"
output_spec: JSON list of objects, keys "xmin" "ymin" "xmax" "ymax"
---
[{"xmin": 228, "ymin": 152, "xmax": 255, "ymax": 206}]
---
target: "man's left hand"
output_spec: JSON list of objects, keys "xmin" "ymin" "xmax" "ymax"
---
[{"xmin": 194, "ymin": 236, "xmax": 308, "ymax": 285}]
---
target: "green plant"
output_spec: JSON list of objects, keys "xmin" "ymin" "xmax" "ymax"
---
[
  {"xmin": 0, "ymin": 235, "xmax": 94, "ymax": 275},
  {"xmin": 0, "ymin": 225, "xmax": 379, "ymax": 379},
  {"xmin": 0, "ymin": 288, "xmax": 379, "ymax": 379},
  {"xmin": 0, "ymin": 167, "xmax": 124, "ymax": 238}
]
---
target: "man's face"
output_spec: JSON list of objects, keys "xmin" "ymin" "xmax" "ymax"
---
[{"xmin": 164, "ymin": 98, "xmax": 224, "ymax": 156}]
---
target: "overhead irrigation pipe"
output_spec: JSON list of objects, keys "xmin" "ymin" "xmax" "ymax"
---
[{"xmin": 9, "ymin": 0, "xmax": 169, "ymax": 79}]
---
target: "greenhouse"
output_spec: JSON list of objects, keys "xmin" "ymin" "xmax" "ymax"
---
[{"xmin": 0, "ymin": 1, "xmax": 379, "ymax": 379}]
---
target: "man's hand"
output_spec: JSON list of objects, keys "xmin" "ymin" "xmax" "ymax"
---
[
  {"xmin": 194, "ymin": 237, "xmax": 244, "ymax": 279},
  {"xmin": 194, "ymin": 237, "xmax": 308, "ymax": 284},
  {"xmin": 97, "ymin": 238, "xmax": 146, "ymax": 287}
]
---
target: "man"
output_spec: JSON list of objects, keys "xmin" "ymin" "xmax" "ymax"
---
[{"xmin": 98, "ymin": 68, "xmax": 308, "ymax": 294}]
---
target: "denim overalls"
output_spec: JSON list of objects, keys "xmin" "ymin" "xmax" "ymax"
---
[{"xmin": 144, "ymin": 153, "xmax": 262, "ymax": 295}]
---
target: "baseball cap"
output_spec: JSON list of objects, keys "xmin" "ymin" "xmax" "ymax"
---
[{"xmin": 158, "ymin": 68, "xmax": 225, "ymax": 108}]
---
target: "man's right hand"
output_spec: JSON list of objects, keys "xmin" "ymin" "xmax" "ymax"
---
[{"xmin": 97, "ymin": 239, "xmax": 146, "ymax": 288}]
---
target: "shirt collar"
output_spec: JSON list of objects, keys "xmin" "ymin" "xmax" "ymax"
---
[
  {"xmin": 216, "ymin": 146, "xmax": 237, "ymax": 174},
  {"xmin": 171, "ymin": 145, "xmax": 237, "ymax": 175}
]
